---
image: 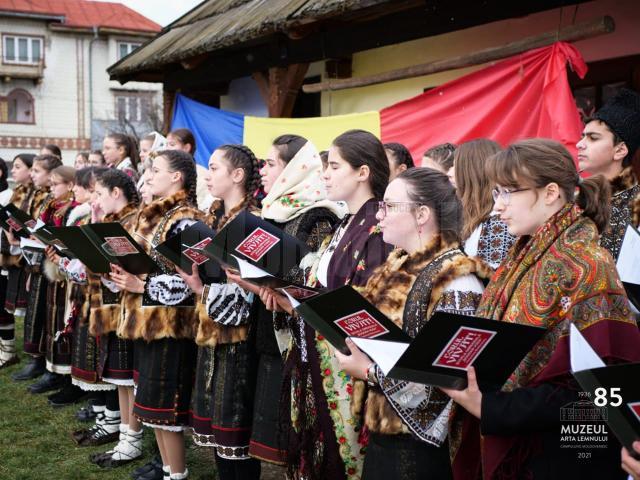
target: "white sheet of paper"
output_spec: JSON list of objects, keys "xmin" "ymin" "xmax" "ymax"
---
[
  {"xmin": 280, "ymin": 289, "xmax": 301, "ymax": 309},
  {"xmin": 569, "ymin": 323, "xmax": 605, "ymax": 373},
  {"xmin": 231, "ymin": 254, "xmax": 272, "ymax": 279},
  {"xmin": 617, "ymin": 225, "xmax": 640, "ymax": 284},
  {"xmin": 20, "ymin": 236, "xmax": 45, "ymax": 250},
  {"xmin": 351, "ymin": 337, "xmax": 410, "ymax": 376}
]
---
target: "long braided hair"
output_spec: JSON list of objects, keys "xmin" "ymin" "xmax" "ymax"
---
[
  {"xmin": 154, "ymin": 149, "xmax": 198, "ymax": 206},
  {"xmin": 214, "ymin": 144, "xmax": 261, "ymax": 229},
  {"xmin": 94, "ymin": 168, "xmax": 140, "ymax": 206}
]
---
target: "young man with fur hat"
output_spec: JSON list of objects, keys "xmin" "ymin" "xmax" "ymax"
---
[{"xmin": 576, "ymin": 88, "xmax": 640, "ymax": 259}]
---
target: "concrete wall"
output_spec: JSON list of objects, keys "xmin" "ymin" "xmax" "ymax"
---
[{"xmin": 0, "ymin": 17, "xmax": 162, "ymax": 164}]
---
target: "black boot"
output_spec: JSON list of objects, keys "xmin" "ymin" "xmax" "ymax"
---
[
  {"xmin": 131, "ymin": 455, "xmax": 163, "ymax": 479},
  {"xmin": 27, "ymin": 371, "xmax": 64, "ymax": 394},
  {"xmin": 48, "ymin": 382, "xmax": 87, "ymax": 407},
  {"xmin": 11, "ymin": 355, "xmax": 45, "ymax": 381}
]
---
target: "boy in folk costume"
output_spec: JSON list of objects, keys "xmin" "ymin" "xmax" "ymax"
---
[{"xmin": 576, "ymin": 88, "xmax": 640, "ymax": 259}]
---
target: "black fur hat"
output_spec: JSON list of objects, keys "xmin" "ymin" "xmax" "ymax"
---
[{"xmin": 593, "ymin": 88, "xmax": 640, "ymax": 156}]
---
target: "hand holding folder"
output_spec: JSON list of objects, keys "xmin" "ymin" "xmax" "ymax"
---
[{"xmin": 291, "ymin": 285, "xmax": 546, "ymax": 390}]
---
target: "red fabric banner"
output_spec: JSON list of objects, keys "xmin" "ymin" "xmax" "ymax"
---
[{"xmin": 380, "ymin": 42, "xmax": 588, "ymax": 163}]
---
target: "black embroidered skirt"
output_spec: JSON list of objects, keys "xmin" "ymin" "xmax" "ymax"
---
[
  {"xmin": 23, "ymin": 272, "xmax": 48, "ymax": 356},
  {"xmin": 362, "ymin": 433, "xmax": 452, "ymax": 480},
  {"xmin": 44, "ymin": 280, "xmax": 72, "ymax": 373},
  {"xmin": 249, "ymin": 352, "xmax": 288, "ymax": 464},
  {"xmin": 133, "ymin": 338, "xmax": 196, "ymax": 427},
  {"xmin": 99, "ymin": 333, "xmax": 134, "ymax": 385},
  {"xmin": 5, "ymin": 266, "xmax": 28, "ymax": 313},
  {"xmin": 71, "ymin": 321, "xmax": 100, "ymax": 384},
  {"xmin": 0, "ymin": 273, "xmax": 14, "ymax": 328},
  {"xmin": 191, "ymin": 342, "xmax": 258, "ymax": 459}
]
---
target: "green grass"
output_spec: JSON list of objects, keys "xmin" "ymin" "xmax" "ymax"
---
[{"xmin": 0, "ymin": 316, "xmax": 218, "ymax": 480}]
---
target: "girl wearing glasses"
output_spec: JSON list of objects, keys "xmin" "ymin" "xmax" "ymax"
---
[
  {"xmin": 453, "ymin": 139, "xmax": 515, "ymax": 270},
  {"xmin": 445, "ymin": 139, "xmax": 640, "ymax": 479},
  {"xmin": 260, "ymin": 129, "xmax": 393, "ymax": 480},
  {"xmin": 335, "ymin": 167, "xmax": 485, "ymax": 479}
]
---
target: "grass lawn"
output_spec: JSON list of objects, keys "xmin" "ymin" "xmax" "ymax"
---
[{"xmin": 0, "ymin": 317, "xmax": 219, "ymax": 480}]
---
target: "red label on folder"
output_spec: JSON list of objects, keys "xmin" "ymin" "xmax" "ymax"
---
[
  {"xmin": 103, "ymin": 236, "xmax": 138, "ymax": 256},
  {"xmin": 432, "ymin": 327, "xmax": 496, "ymax": 370},
  {"xmin": 6, "ymin": 217, "xmax": 22, "ymax": 231},
  {"xmin": 279, "ymin": 285, "xmax": 320, "ymax": 300},
  {"xmin": 629, "ymin": 402, "xmax": 640, "ymax": 422},
  {"xmin": 334, "ymin": 310, "xmax": 389, "ymax": 339},
  {"xmin": 183, "ymin": 238, "xmax": 212, "ymax": 265},
  {"xmin": 235, "ymin": 227, "xmax": 280, "ymax": 261}
]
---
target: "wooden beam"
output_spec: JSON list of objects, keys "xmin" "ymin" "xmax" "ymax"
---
[
  {"xmin": 162, "ymin": 89, "xmax": 176, "ymax": 134},
  {"xmin": 303, "ymin": 16, "xmax": 615, "ymax": 93},
  {"xmin": 253, "ymin": 63, "xmax": 309, "ymax": 117}
]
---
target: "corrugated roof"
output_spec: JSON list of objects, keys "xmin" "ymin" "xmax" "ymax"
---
[
  {"xmin": 108, "ymin": 0, "xmax": 391, "ymax": 77},
  {"xmin": 0, "ymin": 0, "xmax": 161, "ymax": 32}
]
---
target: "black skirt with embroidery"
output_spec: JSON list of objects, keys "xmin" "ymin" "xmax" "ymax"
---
[
  {"xmin": 190, "ymin": 342, "xmax": 258, "ymax": 460},
  {"xmin": 5, "ymin": 266, "xmax": 28, "ymax": 313},
  {"xmin": 23, "ymin": 271, "xmax": 48, "ymax": 355},
  {"xmin": 133, "ymin": 338, "xmax": 197, "ymax": 426}
]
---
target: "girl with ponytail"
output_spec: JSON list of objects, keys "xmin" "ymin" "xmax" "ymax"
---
[
  {"xmin": 103, "ymin": 133, "xmax": 140, "ymax": 182},
  {"xmin": 64, "ymin": 169, "xmax": 146, "ymax": 464},
  {"xmin": 445, "ymin": 139, "xmax": 640, "ymax": 480},
  {"xmin": 177, "ymin": 144, "xmax": 264, "ymax": 479},
  {"xmin": 110, "ymin": 149, "xmax": 203, "ymax": 480}
]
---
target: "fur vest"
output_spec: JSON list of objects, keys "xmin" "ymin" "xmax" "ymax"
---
[
  {"xmin": 119, "ymin": 191, "xmax": 205, "ymax": 341},
  {"xmin": 87, "ymin": 203, "xmax": 138, "ymax": 335},
  {"xmin": 0, "ymin": 184, "xmax": 33, "ymax": 268},
  {"xmin": 193, "ymin": 205, "xmax": 260, "ymax": 348},
  {"xmin": 360, "ymin": 236, "xmax": 485, "ymax": 437}
]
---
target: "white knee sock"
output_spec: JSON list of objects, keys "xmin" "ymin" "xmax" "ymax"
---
[{"xmin": 110, "ymin": 427, "xmax": 142, "ymax": 461}]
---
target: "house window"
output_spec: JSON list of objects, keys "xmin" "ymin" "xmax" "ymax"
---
[
  {"xmin": 115, "ymin": 92, "xmax": 153, "ymax": 123},
  {"xmin": 0, "ymin": 89, "xmax": 35, "ymax": 124},
  {"xmin": 3, "ymin": 35, "xmax": 42, "ymax": 65},
  {"xmin": 118, "ymin": 42, "xmax": 141, "ymax": 60}
]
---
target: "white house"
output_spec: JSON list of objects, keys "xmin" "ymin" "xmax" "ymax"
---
[{"xmin": 0, "ymin": 0, "xmax": 162, "ymax": 163}]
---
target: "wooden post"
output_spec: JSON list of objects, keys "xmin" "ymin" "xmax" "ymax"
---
[
  {"xmin": 303, "ymin": 16, "xmax": 615, "ymax": 93},
  {"xmin": 162, "ymin": 89, "xmax": 176, "ymax": 134},
  {"xmin": 253, "ymin": 63, "xmax": 309, "ymax": 117}
]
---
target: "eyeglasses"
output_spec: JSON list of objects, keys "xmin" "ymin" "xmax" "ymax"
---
[
  {"xmin": 377, "ymin": 201, "xmax": 421, "ymax": 217},
  {"xmin": 491, "ymin": 187, "xmax": 532, "ymax": 206}
]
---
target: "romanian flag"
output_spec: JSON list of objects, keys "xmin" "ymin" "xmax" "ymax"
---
[{"xmin": 171, "ymin": 42, "xmax": 586, "ymax": 168}]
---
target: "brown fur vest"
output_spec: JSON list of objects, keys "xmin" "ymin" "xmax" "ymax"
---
[
  {"xmin": 193, "ymin": 206, "xmax": 262, "ymax": 348},
  {"xmin": 359, "ymin": 236, "xmax": 484, "ymax": 436},
  {"xmin": 0, "ymin": 184, "xmax": 34, "ymax": 268},
  {"xmin": 87, "ymin": 203, "xmax": 137, "ymax": 335},
  {"xmin": 118, "ymin": 191, "xmax": 205, "ymax": 341}
]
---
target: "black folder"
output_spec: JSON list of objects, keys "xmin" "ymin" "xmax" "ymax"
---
[
  {"xmin": 294, "ymin": 285, "xmax": 546, "ymax": 390},
  {"xmin": 190, "ymin": 210, "xmax": 312, "ymax": 291},
  {"xmin": 572, "ymin": 363, "xmax": 640, "ymax": 455},
  {"xmin": 0, "ymin": 203, "xmax": 37, "ymax": 238},
  {"xmin": 48, "ymin": 222, "xmax": 159, "ymax": 274},
  {"xmin": 154, "ymin": 221, "xmax": 223, "ymax": 283}
]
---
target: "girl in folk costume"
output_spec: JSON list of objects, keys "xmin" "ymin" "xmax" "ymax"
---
[
  {"xmin": 0, "ymin": 155, "xmax": 24, "ymax": 369},
  {"xmin": 177, "ymin": 144, "xmax": 263, "ymax": 480},
  {"xmin": 39, "ymin": 167, "xmax": 79, "ymax": 391},
  {"xmin": 111, "ymin": 150, "xmax": 203, "ymax": 480},
  {"xmin": 62, "ymin": 168, "xmax": 124, "ymax": 449},
  {"xmin": 453, "ymin": 139, "xmax": 515, "ymax": 270},
  {"xmin": 445, "ymin": 139, "xmax": 640, "ymax": 480},
  {"xmin": 242, "ymin": 135, "xmax": 343, "ymax": 466},
  {"xmin": 262, "ymin": 129, "xmax": 393, "ymax": 480},
  {"xmin": 69, "ymin": 169, "xmax": 146, "ymax": 465},
  {"xmin": 335, "ymin": 168, "xmax": 485, "ymax": 479},
  {"xmin": 102, "ymin": 133, "xmax": 141, "ymax": 182},
  {"xmin": 12, "ymin": 154, "xmax": 62, "ymax": 385},
  {"xmin": 45, "ymin": 167, "xmax": 100, "ymax": 407}
]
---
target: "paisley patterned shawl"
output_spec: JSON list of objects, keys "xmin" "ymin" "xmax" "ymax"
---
[{"xmin": 453, "ymin": 202, "xmax": 640, "ymax": 480}]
